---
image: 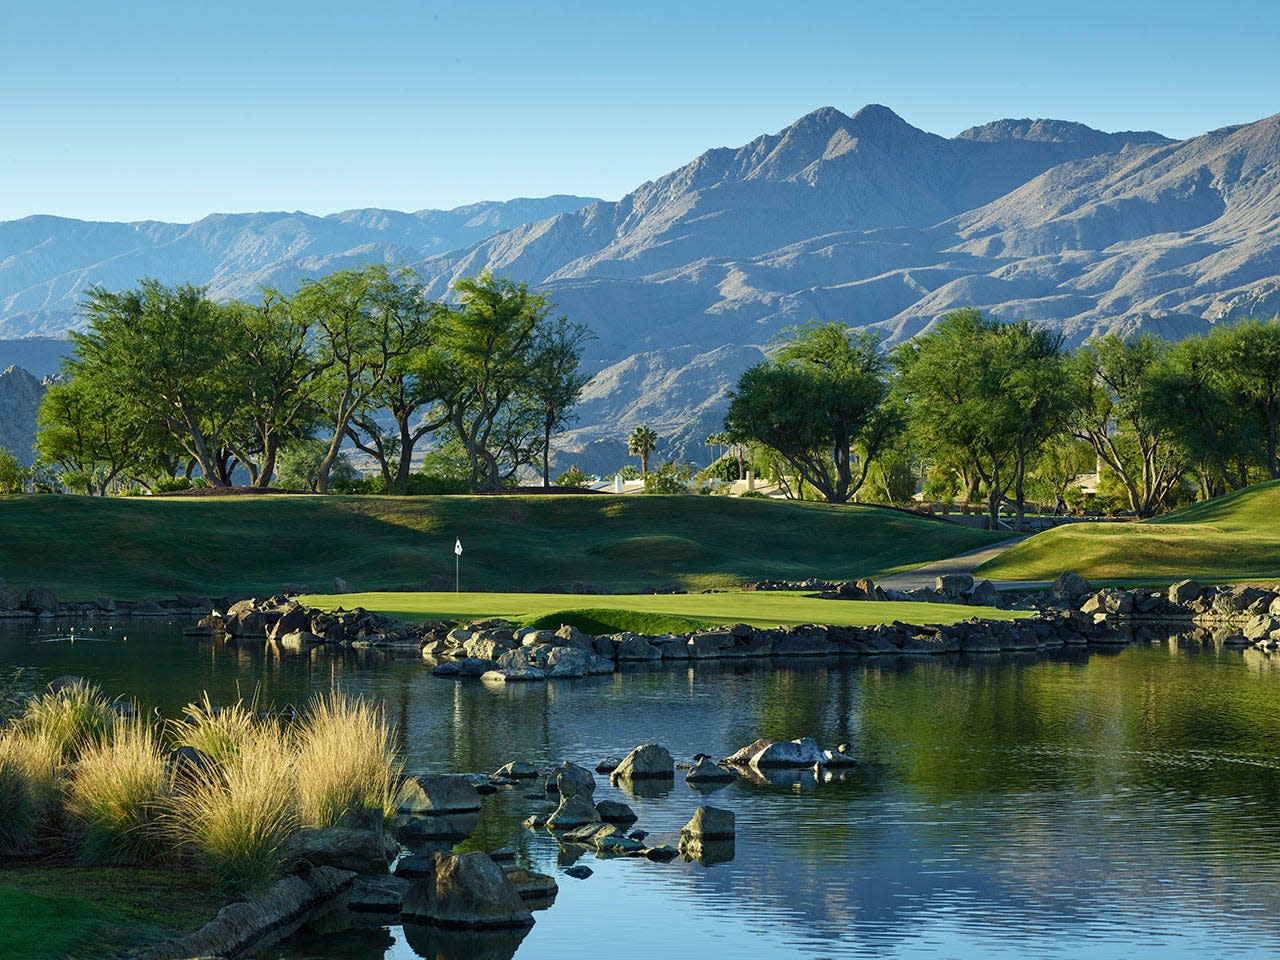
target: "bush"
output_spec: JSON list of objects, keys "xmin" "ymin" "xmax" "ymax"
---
[
  {"xmin": 349, "ymin": 474, "xmax": 470, "ymax": 496},
  {"xmin": 554, "ymin": 466, "xmax": 592, "ymax": 488},
  {"xmin": 615, "ymin": 465, "xmax": 641, "ymax": 481},
  {"xmin": 20, "ymin": 681, "xmax": 114, "ymax": 760},
  {"xmin": 169, "ymin": 729, "xmax": 299, "ymax": 896},
  {"xmin": 0, "ymin": 731, "xmax": 62, "ymax": 853},
  {"xmin": 153, "ymin": 476, "xmax": 193, "ymax": 493},
  {"xmin": 292, "ymin": 692, "xmax": 401, "ymax": 829},
  {"xmin": 171, "ymin": 694, "xmax": 260, "ymax": 766},
  {"xmin": 699, "ymin": 457, "xmax": 742, "ymax": 483},
  {"xmin": 643, "ymin": 461, "xmax": 694, "ymax": 494},
  {"xmin": 67, "ymin": 717, "xmax": 170, "ymax": 864}
]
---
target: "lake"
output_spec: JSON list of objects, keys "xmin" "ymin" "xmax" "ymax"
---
[{"xmin": 6, "ymin": 617, "xmax": 1280, "ymax": 959}]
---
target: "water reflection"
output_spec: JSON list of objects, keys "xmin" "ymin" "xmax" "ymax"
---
[{"xmin": 6, "ymin": 620, "xmax": 1280, "ymax": 958}]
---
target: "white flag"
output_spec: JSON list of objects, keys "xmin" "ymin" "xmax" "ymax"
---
[{"xmin": 454, "ymin": 538, "xmax": 463, "ymax": 556}]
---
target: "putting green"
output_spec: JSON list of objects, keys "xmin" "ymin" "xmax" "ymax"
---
[{"xmin": 301, "ymin": 591, "xmax": 1028, "ymax": 630}]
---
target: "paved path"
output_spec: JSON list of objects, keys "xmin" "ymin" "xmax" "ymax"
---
[{"xmin": 879, "ymin": 536, "xmax": 1052, "ymax": 591}]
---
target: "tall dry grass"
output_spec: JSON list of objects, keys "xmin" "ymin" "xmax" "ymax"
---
[
  {"xmin": 19, "ymin": 681, "xmax": 114, "ymax": 759},
  {"xmin": 168, "ymin": 728, "xmax": 299, "ymax": 895},
  {"xmin": 292, "ymin": 692, "xmax": 402, "ymax": 829},
  {"xmin": 66, "ymin": 717, "xmax": 171, "ymax": 864},
  {"xmin": 170, "ymin": 693, "xmax": 260, "ymax": 765},
  {"xmin": 0, "ymin": 729, "xmax": 62, "ymax": 853}
]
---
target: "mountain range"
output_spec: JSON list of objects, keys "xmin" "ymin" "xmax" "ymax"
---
[{"xmin": 4, "ymin": 105, "xmax": 1280, "ymax": 474}]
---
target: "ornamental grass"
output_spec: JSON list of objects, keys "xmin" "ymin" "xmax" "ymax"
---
[
  {"xmin": 0, "ymin": 729, "xmax": 62, "ymax": 853},
  {"xmin": 18, "ymin": 680, "xmax": 114, "ymax": 759},
  {"xmin": 66, "ymin": 717, "xmax": 171, "ymax": 864},
  {"xmin": 292, "ymin": 692, "xmax": 402, "ymax": 829},
  {"xmin": 170, "ymin": 692, "xmax": 260, "ymax": 766}
]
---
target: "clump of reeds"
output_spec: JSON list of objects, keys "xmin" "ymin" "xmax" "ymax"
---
[
  {"xmin": 170, "ymin": 693, "xmax": 259, "ymax": 766},
  {"xmin": 66, "ymin": 717, "xmax": 171, "ymax": 864},
  {"xmin": 168, "ymin": 728, "xmax": 299, "ymax": 896},
  {"xmin": 292, "ymin": 691, "xmax": 402, "ymax": 829},
  {"xmin": 19, "ymin": 681, "xmax": 114, "ymax": 759},
  {"xmin": 0, "ymin": 729, "xmax": 62, "ymax": 853}
]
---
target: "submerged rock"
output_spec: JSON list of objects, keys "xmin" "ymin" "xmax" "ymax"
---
[
  {"xmin": 546, "ymin": 793, "xmax": 600, "ymax": 829},
  {"xmin": 401, "ymin": 851, "xmax": 533, "ymax": 929},
  {"xmin": 610, "ymin": 743, "xmax": 675, "ymax": 780},
  {"xmin": 681, "ymin": 805, "xmax": 736, "ymax": 841},
  {"xmin": 686, "ymin": 757, "xmax": 738, "ymax": 783},
  {"xmin": 284, "ymin": 826, "xmax": 397, "ymax": 875},
  {"xmin": 545, "ymin": 762, "xmax": 595, "ymax": 799},
  {"xmin": 395, "ymin": 775, "xmax": 482, "ymax": 815}
]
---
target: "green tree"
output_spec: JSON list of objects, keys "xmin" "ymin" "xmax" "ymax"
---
[
  {"xmin": 627, "ymin": 425, "xmax": 659, "ymax": 478},
  {"xmin": 1071, "ymin": 334, "xmax": 1184, "ymax": 517},
  {"xmin": 1220, "ymin": 317, "xmax": 1280, "ymax": 479},
  {"xmin": 726, "ymin": 322, "xmax": 894, "ymax": 505},
  {"xmin": 433, "ymin": 274, "xmax": 553, "ymax": 491},
  {"xmin": 527, "ymin": 316, "xmax": 592, "ymax": 488},
  {"xmin": 291, "ymin": 265, "xmax": 419, "ymax": 493},
  {"xmin": 0, "ymin": 447, "xmax": 28, "ymax": 494}
]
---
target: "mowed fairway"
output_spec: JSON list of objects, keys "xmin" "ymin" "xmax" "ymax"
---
[
  {"xmin": 979, "ymin": 480, "xmax": 1280, "ymax": 582},
  {"xmin": 0, "ymin": 493, "xmax": 1005, "ymax": 600},
  {"xmin": 302, "ymin": 590, "xmax": 1029, "ymax": 630}
]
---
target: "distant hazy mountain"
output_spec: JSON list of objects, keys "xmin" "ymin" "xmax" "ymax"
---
[
  {"xmin": 0, "ymin": 196, "xmax": 598, "ymax": 337},
  {"xmin": 0, "ymin": 365, "xmax": 45, "ymax": 465},
  {"xmin": 8, "ymin": 105, "xmax": 1280, "ymax": 477}
]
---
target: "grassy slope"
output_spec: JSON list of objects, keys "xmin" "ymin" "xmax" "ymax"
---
[
  {"xmin": 0, "ymin": 494, "xmax": 1005, "ymax": 600},
  {"xmin": 0, "ymin": 866, "xmax": 220, "ymax": 960},
  {"xmin": 978, "ymin": 480, "xmax": 1280, "ymax": 582},
  {"xmin": 302, "ymin": 590, "xmax": 1028, "ymax": 629}
]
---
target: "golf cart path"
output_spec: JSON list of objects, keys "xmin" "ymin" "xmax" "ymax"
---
[{"xmin": 880, "ymin": 535, "xmax": 1051, "ymax": 590}]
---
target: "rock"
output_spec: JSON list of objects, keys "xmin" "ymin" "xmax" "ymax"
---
[
  {"xmin": 167, "ymin": 745, "xmax": 216, "ymax": 779},
  {"xmin": 610, "ymin": 743, "xmax": 675, "ymax": 780},
  {"xmin": 395, "ymin": 775, "xmax": 482, "ymax": 815},
  {"xmin": 822, "ymin": 749, "xmax": 858, "ymax": 767},
  {"xmin": 265, "ymin": 605, "xmax": 311, "ymax": 640},
  {"xmin": 615, "ymin": 634, "xmax": 661, "ymax": 661},
  {"xmin": 1168, "ymin": 579, "xmax": 1204, "ymax": 606},
  {"xmin": 681, "ymin": 805, "xmax": 735, "ymax": 841},
  {"xmin": 595, "ymin": 834, "xmax": 646, "ymax": 855},
  {"xmin": 276, "ymin": 630, "xmax": 322, "ymax": 652},
  {"xmin": 772, "ymin": 630, "xmax": 831, "ymax": 657},
  {"xmin": 546, "ymin": 793, "xmax": 601, "ymax": 829},
  {"xmin": 723, "ymin": 738, "xmax": 774, "ymax": 766},
  {"xmin": 545, "ymin": 646, "xmax": 592, "ymax": 677},
  {"xmin": 432, "ymin": 657, "xmax": 499, "ymax": 678},
  {"xmin": 644, "ymin": 845, "xmax": 679, "ymax": 862},
  {"xmin": 284, "ymin": 826, "xmax": 397, "ymax": 874},
  {"xmin": 347, "ymin": 875, "xmax": 411, "ymax": 913},
  {"xmin": 545, "ymin": 762, "xmax": 595, "ymax": 799},
  {"xmin": 966, "ymin": 579, "xmax": 1000, "ymax": 608},
  {"xmin": 1244, "ymin": 615, "xmax": 1280, "ymax": 643},
  {"xmin": 401, "ymin": 852, "xmax": 533, "ymax": 929},
  {"xmin": 685, "ymin": 757, "xmax": 738, "ymax": 783},
  {"xmin": 24, "ymin": 586, "xmax": 58, "ymax": 614},
  {"xmin": 563, "ymin": 865, "xmax": 593, "ymax": 880},
  {"xmin": 558, "ymin": 822, "xmax": 618, "ymax": 845},
  {"xmin": 334, "ymin": 577, "xmax": 355, "ymax": 594},
  {"xmin": 595, "ymin": 799, "xmax": 638, "ymax": 823},
  {"xmin": 394, "ymin": 854, "xmax": 437, "ymax": 878},
  {"xmin": 493, "ymin": 761, "xmax": 538, "ymax": 780},
  {"xmin": 503, "ymin": 868, "xmax": 558, "ymax": 904},
  {"xmin": 681, "ymin": 838, "xmax": 737, "ymax": 866},
  {"xmin": 595, "ymin": 757, "xmax": 622, "ymax": 774},
  {"xmin": 728, "ymin": 736, "xmax": 825, "ymax": 768},
  {"xmin": 687, "ymin": 633, "xmax": 729, "ymax": 659},
  {"xmin": 1052, "ymin": 572, "xmax": 1091, "ymax": 604},
  {"xmin": 481, "ymin": 667, "xmax": 547, "ymax": 683},
  {"xmin": 935, "ymin": 574, "xmax": 974, "ymax": 598},
  {"xmin": 93, "ymin": 596, "xmax": 116, "ymax": 613}
]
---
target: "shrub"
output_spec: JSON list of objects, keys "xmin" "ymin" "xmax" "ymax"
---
[
  {"xmin": 169, "ymin": 729, "xmax": 298, "ymax": 896},
  {"xmin": 67, "ymin": 718, "xmax": 170, "ymax": 864},
  {"xmin": 20, "ymin": 681, "xmax": 114, "ymax": 759},
  {"xmin": 292, "ymin": 692, "xmax": 401, "ymax": 829},
  {"xmin": 171, "ymin": 694, "xmax": 260, "ymax": 766},
  {"xmin": 0, "ymin": 731, "xmax": 62, "ymax": 853},
  {"xmin": 554, "ymin": 466, "xmax": 592, "ymax": 488},
  {"xmin": 643, "ymin": 461, "xmax": 694, "ymax": 494}
]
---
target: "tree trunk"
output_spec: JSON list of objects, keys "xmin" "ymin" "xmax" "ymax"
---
[{"xmin": 987, "ymin": 457, "xmax": 1002, "ymax": 532}]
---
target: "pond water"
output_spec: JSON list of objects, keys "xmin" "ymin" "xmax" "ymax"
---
[{"xmin": 7, "ymin": 618, "xmax": 1280, "ymax": 959}]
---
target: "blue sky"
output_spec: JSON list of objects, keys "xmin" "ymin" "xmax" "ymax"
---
[{"xmin": 2, "ymin": 0, "xmax": 1277, "ymax": 222}]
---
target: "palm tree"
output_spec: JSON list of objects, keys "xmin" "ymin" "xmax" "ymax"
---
[{"xmin": 627, "ymin": 425, "xmax": 659, "ymax": 478}]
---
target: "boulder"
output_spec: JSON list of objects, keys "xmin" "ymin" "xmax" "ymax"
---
[
  {"xmin": 503, "ymin": 868, "xmax": 558, "ymax": 904},
  {"xmin": 935, "ymin": 574, "xmax": 974, "ymax": 598},
  {"xmin": 395, "ymin": 775, "xmax": 482, "ymax": 815},
  {"xmin": 493, "ymin": 761, "xmax": 538, "ymax": 780},
  {"xmin": 558, "ymin": 822, "xmax": 618, "ymax": 845},
  {"xmin": 610, "ymin": 743, "xmax": 675, "ymax": 780},
  {"xmin": 686, "ymin": 633, "xmax": 727, "ymax": 659},
  {"xmin": 595, "ymin": 799, "xmax": 638, "ymax": 824},
  {"xmin": 545, "ymin": 646, "xmax": 591, "ymax": 677},
  {"xmin": 431, "ymin": 657, "xmax": 499, "ymax": 678},
  {"xmin": 284, "ymin": 826, "xmax": 397, "ymax": 874},
  {"xmin": 966, "ymin": 580, "xmax": 1000, "ymax": 608},
  {"xmin": 401, "ymin": 852, "xmax": 533, "ymax": 929},
  {"xmin": 1244, "ymin": 615, "xmax": 1280, "ymax": 644},
  {"xmin": 333, "ymin": 577, "xmax": 355, "ymax": 594},
  {"xmin": 1052, "ymin": 572, "xmax": 1091, "ymax": 604},
  {"xmin": 680, "ymin": 805, "xmax": 735, "ymax": 841},
  {"xmin": 595, "ymin": 757, "xmax": 622, "ymax": 774},
  {"xmin": 726, "ymin": 737, "xmax": 824, "ymax": 768},
  {"xmin": 685, "ymin": 757, "xmax": 738, "ymax": 783},
  {"xmin": 822, "ymin": 748, "xmax": 858, "ymax": 767},
  {"xmin": 772, "ymin": 630, "xmax": 831, "ymax": 657},
  {"xmin": 396, "ymin": 812, "xmax": 480, "ymax": 845},
  {"xmin": 481, "ymin": 668, "xmax": 547, "ymax": 683},
  {"xmin": 266, "ymin": 605, "xmax": 311, "ymax": 640},
  {"xmin": 24, "ymin": 586, "xmax": 58, "ymax": 614},
  {"xmin": 615, "ymin": 634, "xmax": 661, "ymax": 661},
  {"xmin": 595, "ymin": 833, "xmax": 646, "ymax": 855},
  {"xmin": 276, "ymin": 630, "xmax": 322, "ymax": 652},
  {"xmin": 545, "ymin": 792, "xmax": 600, "ymax": 829},
  {"xmin": 545, "ymin": 762, "xmax": 595, "ymax": 799},
  {"xmin": 347, "ymin": 875, "xmax": 411, "ymax": 913},
  {"xmin": 1168, "ymin": 579, "xmax": 1204, "ymax": 606},
  {"xmin": 0, "ymin": 579, "xmax": 21, "ymax": 609}
]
